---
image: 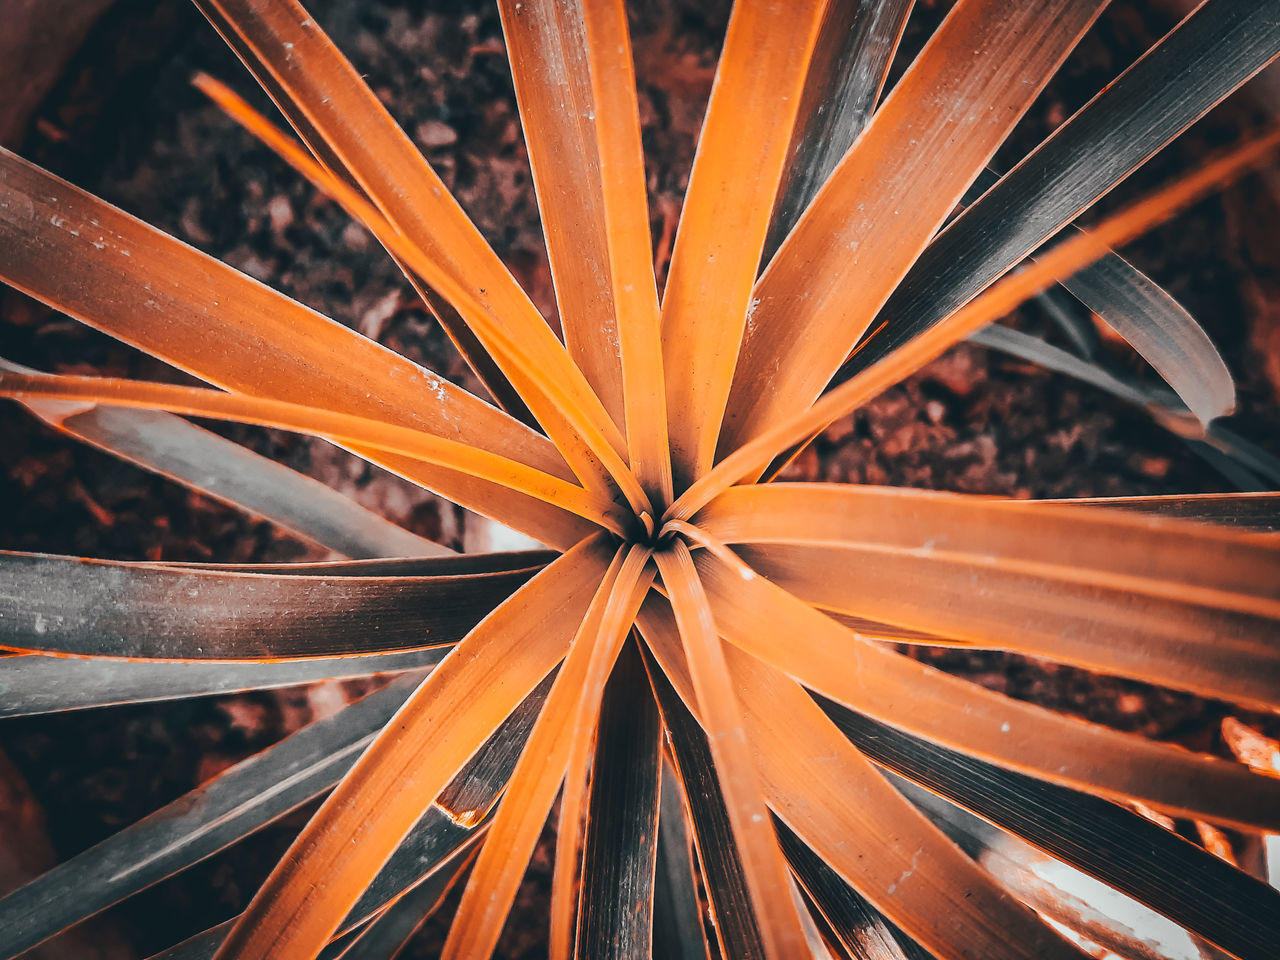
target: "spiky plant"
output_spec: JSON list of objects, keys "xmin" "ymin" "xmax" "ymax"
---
[{"xmin": 1, "ymin": 1, "xmax": 1279, "ymax": 959}]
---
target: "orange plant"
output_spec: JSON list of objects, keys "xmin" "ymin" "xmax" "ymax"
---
[{"xmin": 1, "ymin": 1, "xmax": 1279, "ymax": 958}]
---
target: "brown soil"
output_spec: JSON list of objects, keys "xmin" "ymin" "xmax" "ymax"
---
[{"xmin": 0, "ymin": 1, "xmax": 1278, "ymax": 957}]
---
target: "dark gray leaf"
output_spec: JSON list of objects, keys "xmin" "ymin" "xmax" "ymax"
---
[
  {"xmin": 763, "ymin": 0, "xmax": 914, "ymax": 261},
  {"xmin": 850, "ymin": 0, "xmax": 1280, "ymax": 381},
  {"xmin": 819, "ymin": 697, "xmax": 1280, "ymax": 960},
  {"xmin": 0, "ymin": 550, "xmax": 543, "ymax": 659},
  {"xmin": 576, "ymin": 640, "xmax": 662, "ymax": 960}
]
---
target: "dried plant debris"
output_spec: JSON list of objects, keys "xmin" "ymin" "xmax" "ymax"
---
[{"xmin": 1, "ymin": 1, "xmax": 1280, "ymax": 959}]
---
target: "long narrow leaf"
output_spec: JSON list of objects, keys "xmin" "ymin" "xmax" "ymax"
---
[
  {"xmin": 1040, "ymin": 491, "xmax": 1280, "ymax": 532},
  {"xmin": 212, "ymin": 534, "xmax": 612, "ymax": 960},
  {"xmin": 850, "ymin": 0, "xmax": 1280, "ymax": 390},
  {"xmin": 693, "ymin": 547, "xmax": 1280, "ymax": 832},
  {"xmin": 763, "ymin": 0, "xmax": 914, "ymax": 260},
  {"xmin": 822, "ymin": 700, "xmax": 1280, "ymax": 960},
  {"xmin": 441, "ymin": 544, "xmax": 653, "ymax": 960},
  {"xmin": 577, "ymin": 0, "xmax": 671, "ymax": 506},
  {"xmin": 717, "ymin": 0, "xmax": 1108, "ymax": 458},
  {"xmin": 655, "ymin": 542, "xmax": 808, "ymax": 958},
  {"xmin": 0, "ymin": 147, "xmax": 586, "ymax": 547},
  {"xmin": 892, "ymin": 776, "xmax": 1218, "ymax": 960},
  {"xmin": 696, "ymin": 483, "xmax": 1279, "ymax": 611},
  {"xmin": 0, "ymin": 369, "xmax": 627, "ymax": 536},
  {"xmin": 660, "ymin": 0, "xmax": 826, "ymax": 489},
  {"xmin": 639, "ymin": 642, "xmax": 767, "ymax": 960},
  {"xmin": 146, "ymin": 836, "xmax": 479, "ymax": 960},
  {"xmin": 939, "ymin": 164, "xmax": 1236, "ymax": 426},
  {"xmin": 968, "ymin": 324, "xmax": 1153, "ymax": 408},
  {"xmin": 162, "ymin": 673, "xmax": 553, "ymax": 960},
  {"xmin": 3, "ymin": 357, "xmax": 445, "ymax": 559},
  {"xmin": 1057, "ymin": 252, "xmax": 1234, "ymax": 425},
  {"xmin": 0, "ymin": 651, "xmax": 439, "ymax": 717},
  {"xmin": 650, "ymin": 762, "xmax": 712, "ymax": 960},
  {"xmin": 693, "ymin": 484, "xmax": 1280, "ymax": 707},
  {"xmin": 575, "ymin": 639, "xmax": 662, "ymax": 960},
  {"xmin": 0, "ymin": 550, "xmax": 543, "ymax": 660},
  {"xmin": 497, "ymin": 0, "xmax": 623, "ymax": 428},
  {"xmin": 7, "ymin": 667, "xmax": 548, "ymax": 960},
  {"xmin": 968, "ymin": 326, "xmax": 1264, "ymax": 491},
  {"xmin": 742, "ymin": 539, "xmax": 1279, "ymax": 710}
]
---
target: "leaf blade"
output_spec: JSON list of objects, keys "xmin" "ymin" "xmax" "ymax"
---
[
  {"xmin": 694, "ymin": 546, "xmax": 1280, "ymax": 832},
  {"xmin": 574, "ymin": 639, "xmax": 662, "ymax": 960},
  {"xmin": 0, "ymin": 147, "xmax": 587, "ymax": 547},
  {"xmin": 849, "ymin": 0, "xmax": 1280, "ymax": 396},
  {"xmin": 822, "ymin": 700, "xmax": 1280, "ymax": 960},
  {"xmin": 17, "ymin": 398, "xmax": 446, "ymax": 559},
  {"xmin": 655, "ymin": 542, "xmax": 810, "ymax": 959},
  {"xmin": 440, "ymin": 544, "xmax": 653, "ymax": 960},
  {"xmin": 577, "ymin": 0, "xmax": 672, "ymax": 505},
  {"xmin": 497, "ymin": 0, "xmax": 623, "ymax": 428},
  {"xmin": 0, "ymin": 550, "xmax": 544, "ymax": 660},
  {"xmin": 718, "ymin": 0, "xmax": 1109, "ymax": 458},
  {"xmin": 0, "ymin": 369, "xmax": 626, "ymax": 536},
  {"xmin": 660, "ymin": 0, "xmax": 827, "ymax": 488},
  {"xmin": 212, "ymin": 534, "xmax": 613, "ymax": 960},
  {"xmin": 763, "ymin": 0, "xmax": 915, "ymax": 261}
]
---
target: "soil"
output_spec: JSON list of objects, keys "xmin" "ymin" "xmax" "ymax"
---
[{"xmin": 0, "ymin": 1, "xmax": 1278, "ymax": 958}]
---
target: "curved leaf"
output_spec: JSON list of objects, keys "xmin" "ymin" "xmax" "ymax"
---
[
  {"xmin": 717, "ymin": 0, "xmax": 1108, "ymax": 457},
  {"xmin": 20, "ymin": 400, "xmax": 446, "ymax": 560},
  {"xmin": 951, "ymin": 164, "xmax": 1234, "ymax": 425},
  {"xmin": 0, "ymin": 550, "xmax": 545, "ymax": 660},
  {"xmin": 822, "ymin": 700, "xmax": 1280, "ymax": 960},
  {"xmin": 213, "ymin": 534, "xmax": 612, "ymax": 960},
  {"xmin": 694, "ymin": 548, "xmax": 1280, "ymax": 832},
  {"xmin": 0, "ymin": 651, "xmax": 439, "ymax": 717},
  {"xmin": 0, "ymin": 147, "xmax": 588, "ymax": 548},
  {"xmin": 1057, "ymin": 251, "xmax": 1234, "ymax": 424},
  {"xmin": 848, "ymin": 0, "xmax": 1280, "ymax": 387},
  {"xmin": 763, "ymin": 0, "xmax": 915, "ymax": 260}
]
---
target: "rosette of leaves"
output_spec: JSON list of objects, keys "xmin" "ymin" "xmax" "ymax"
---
[{"xmin": 1, "ymin": 1, "xmax": 1279, "ymax": 959}]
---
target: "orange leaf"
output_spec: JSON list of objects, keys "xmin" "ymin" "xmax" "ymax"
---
[{"xmin": 211, "ymin": 534, "xmax": 614, "ymax": 960}]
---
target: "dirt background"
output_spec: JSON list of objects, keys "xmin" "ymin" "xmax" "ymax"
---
[{"xmin": 0, "ymin": 1, "xmax": 1278, "ymax": 957}]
